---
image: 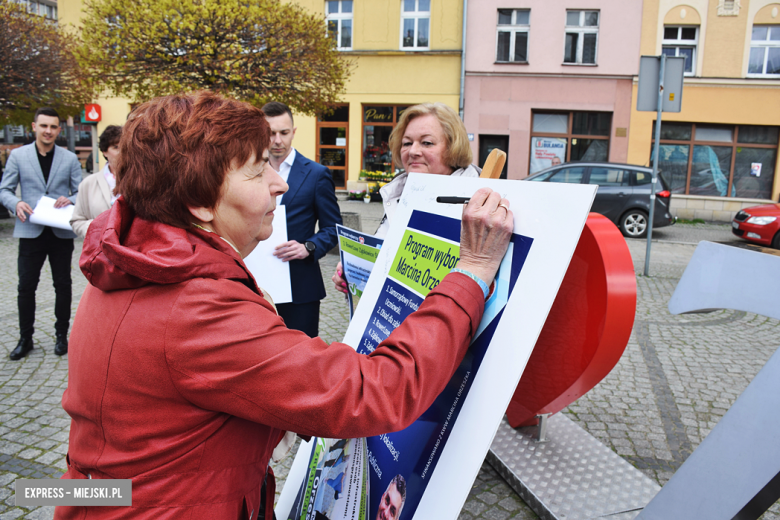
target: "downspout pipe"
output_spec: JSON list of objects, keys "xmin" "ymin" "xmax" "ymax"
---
[{"xmin": 459, "ymin": 0, "xmax": 468, "ymax": 120}]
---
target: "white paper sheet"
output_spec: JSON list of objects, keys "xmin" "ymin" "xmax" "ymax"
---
[
  {"xmin": 243, "ymin": 205, "xmax": 292, "ymax": 304},
  {"xmin": 28, "ymin": 196, "xmax": 75, "ymax": 230}
]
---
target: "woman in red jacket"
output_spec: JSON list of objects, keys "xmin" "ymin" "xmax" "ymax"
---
[{"xmin": 56, "ymin": 91, "xmax": 513, "ymax": 519}]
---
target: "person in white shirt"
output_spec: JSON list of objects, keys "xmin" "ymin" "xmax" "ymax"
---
[
  {"xmin": 261, "ymin": 102, "xmax": 342, "ymax": 337},
  {"xmin": 70, "ymin": 125, "xmax": 122, "ymax": 238}
]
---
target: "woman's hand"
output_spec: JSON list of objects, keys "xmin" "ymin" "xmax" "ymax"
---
[
  {"xmin": 457, "ymin": 188, "xmax": 514, "ymax": 288},
  {"xmin": 332, "ymin": 261, "xmax": 348, "ymax": 294}
]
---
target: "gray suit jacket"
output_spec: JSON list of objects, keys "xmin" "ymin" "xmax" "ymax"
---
[{"xmin": 0, "ymin": 143, "xmax": 81, "ymax": 239}]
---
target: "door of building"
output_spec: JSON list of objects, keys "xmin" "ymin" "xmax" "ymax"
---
[
  {"xmin": 316, "ymin": 105, "xmax": 349, "ymax": 189},
  {"xmin": 479, "ymin": 135, "xmax": 509, "ymax": 179}
]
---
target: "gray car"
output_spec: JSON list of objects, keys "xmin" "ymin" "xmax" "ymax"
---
[{"xmin": 525, "ymin": 162, "xmax": 676, "ymax": 238}]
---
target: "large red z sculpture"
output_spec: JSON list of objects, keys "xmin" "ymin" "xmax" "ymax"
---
[{"xmin": 506, "ymin": 213, "xmax": 637, "ymax": 427}]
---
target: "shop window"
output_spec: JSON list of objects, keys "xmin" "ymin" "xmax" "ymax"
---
[
  {"xmin": 496, "ymin": 9, "xmax": 529, "ymax": 63},
  {"xmin": 401, "ymin": 0, "xmax": 430, "ymax": 50},
  {"xmin": 326, "ymin": 1, "xmax": 353, "ymax": 50},
  {"xmin": 362, "ymin": 105, "xmax": 408, "ymax": 175},
  {"xmin": 652, "ymin": 122, "xmax": 778, "ymax": 199},
  {"xmin": 317, "ymin": 104, "xmax": 349, "ymax": 189},
  {"xmin": 662, "ymin": 26, "xmax": 698, "ymax": 75},
  {"xmin": 564, "ymin": 10, "xmax": 598, "ymax": 65},
  {"xmin": 690, "ymin": 145, "xmax": 733, "ymax": 197},
  {"xmin": 748, "ymin": 25, "xmax": 780, "ymax": 77},
  {"xmin": 529, "ymin": 111, "xmax": 611, "ymax": 174}
]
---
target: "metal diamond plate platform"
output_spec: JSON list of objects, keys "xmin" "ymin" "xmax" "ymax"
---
[{"xmin": 488, "ymin": 414, "xmax": 660, "ymax": 520}]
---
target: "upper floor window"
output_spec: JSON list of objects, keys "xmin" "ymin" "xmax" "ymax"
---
[
  {"xmin": 496, "ymin": 9, "xmax": 529, "ymax": 63},
  {"xmin": 564, "ymin": 10, "xmax": 598, "ymax": 65},
  {"xmin": 22, "ymin": 0, "xmax": 57, "ymax": 21},
  {"xmin": 662, "ymin": 26, "xmax": 697, "ymax": 75},
  {"xmin": 748, "ymin": 25, "xmax": 780, "ymax": 76},
  {"xmin": 401, "ymin": 0, "xmax": 430, "ymax": 50},
  {"xmin": 326, "ymin": 1, "xmax": 353, "ymax": 50}
]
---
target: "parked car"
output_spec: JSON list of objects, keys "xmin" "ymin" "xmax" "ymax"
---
[
  {"xmin": 731, "ymin": 203, "xmax": 780, "ymax": 249},
  {"xmin": 525, "ymin": 162, "xmax": 675, "ymax": 238}
]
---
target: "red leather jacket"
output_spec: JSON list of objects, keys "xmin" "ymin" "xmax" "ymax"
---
[{"xmin": 55, "ymin": 199, "xmax": 485, "ymax": 519}]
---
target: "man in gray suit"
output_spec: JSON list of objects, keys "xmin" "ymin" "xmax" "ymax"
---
[{"xmin": 0, "ymin": 107, "xmax": 81, "ymax": 360}]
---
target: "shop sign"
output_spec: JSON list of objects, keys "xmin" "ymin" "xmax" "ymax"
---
[
  {"xmin": 364, "ymin": 107, "xmax": 394, "ymax": 123},
  {"xmin": 84, "ymin": 104, "xmax": 102, "ymax": 123}
]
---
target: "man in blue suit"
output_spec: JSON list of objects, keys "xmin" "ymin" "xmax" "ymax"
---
[
  {"xmin": 0, "ymin": 107, "xmax": 81, "ymax": 360},
  {"xmin": 263, "ymin": 102, "xmax": 342, "ymax": 337}
]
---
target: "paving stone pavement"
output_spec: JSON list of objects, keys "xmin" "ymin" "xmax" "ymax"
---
[{"xmin": 0, "ymin": 215, "xmax": 778, "ymax": 519}]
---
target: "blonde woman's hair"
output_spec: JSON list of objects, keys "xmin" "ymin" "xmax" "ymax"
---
[{"xmin": 389, "ymin": 103, "xmax": 473, "ymax": 172}]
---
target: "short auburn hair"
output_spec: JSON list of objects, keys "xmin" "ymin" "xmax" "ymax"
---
[
  {"xmin": 117, "ymin": 91, "xmax": 270, "ymax": 228},
  {"xmin": 388, "ymin": 103, "xmax": 472, "ymax": 172}
]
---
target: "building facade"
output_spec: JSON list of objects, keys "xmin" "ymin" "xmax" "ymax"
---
[
  {"xmin": 293, "ymin": 0, "xmax": 464, "ymax": 191},
  {"xmin": 462, "ymin": 0, "xmax": 643, "ymax": 180},
  {"xmin": 58, "ymin": 0, "xmax": 465, "ymax": 189},
  {"xmin": 628, "ymin": 0, "xmax": 780, "ymax": 221}
]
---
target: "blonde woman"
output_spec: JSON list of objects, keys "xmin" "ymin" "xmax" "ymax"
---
[{"xmin": 333, "ymin": 103, "xmax": 480, "ymax": 293}]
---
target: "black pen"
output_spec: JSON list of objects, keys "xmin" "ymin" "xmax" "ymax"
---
[{"xmin": 436, "ymin": 196, "xmax": 470, "ymax": 204}]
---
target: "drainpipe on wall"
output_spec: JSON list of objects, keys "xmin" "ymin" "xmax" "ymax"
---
[{"xmin": 459, "ymin": 0, "xmax": 468, "ymax": 120}]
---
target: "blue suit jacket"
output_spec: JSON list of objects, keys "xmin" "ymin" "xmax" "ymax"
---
[
  {"xmin": 0, "ymin": 143, "xmax": 81, "ymax": 239},
  {"xmin": 282, "ymin": 151, "xmax": 342, "ymax": 304}
]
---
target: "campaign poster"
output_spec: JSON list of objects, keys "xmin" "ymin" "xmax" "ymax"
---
[
  {"xmin": 529, "ymin": 137, "xmax": 567, "ymax": 174},
  {"xmin": 278, "ymin": 174, "xmax": 596, "ymax": 520},
  {"xmin": 353, "ymin": 210, "xmax": 532, "ymax": 520},
  {"xmin": 337, "ymin": 225, "xmax": 384, "ymax": 319},
  {"xmin": 288, "ymin": 438, "xmax": 369, "ymax": 520}
]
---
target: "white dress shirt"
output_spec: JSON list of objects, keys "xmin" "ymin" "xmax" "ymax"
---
[{"xmin": 276, "ymin": 148, "xmax": 296, "ymax": 205}]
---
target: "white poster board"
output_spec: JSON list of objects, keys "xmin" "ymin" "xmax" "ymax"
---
[
  {"xmin": 277, "ymin": 174, "xmax": 596, "ymax": 520},
  {"xmin": 28, "ymin": 196, "xmax": 75, "ymax": 231},
  {"xmin": 243, "ymin": 205, "xmax": 292, "ymax": 304}
]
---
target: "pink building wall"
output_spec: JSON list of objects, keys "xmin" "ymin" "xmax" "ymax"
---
[{"xmin": 462, "ymin": 0, "xmax": 643, "ymax": 179}]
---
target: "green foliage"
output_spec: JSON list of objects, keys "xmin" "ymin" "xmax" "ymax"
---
[
  {"xmin": 78, "ymin": 0, "xmax": 353, "ymax": 115},
  {"xmin": 358, "ymin": 170, "xmax": 394, "ymax": 182},
  {"xmin": 0, "ymin": 0, "xmax": 93, "ymax": 124}
]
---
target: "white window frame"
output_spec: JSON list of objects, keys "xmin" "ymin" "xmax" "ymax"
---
[
  {"xmin": 747, "ymin": 25, "xmax": 780, "ymax": 77},
  {"xmin": 326, "ymin": 1, "xmax": 353, "ymax": 51},
  {"xmin": 563, "ymin": 10, "xmax": 599, "ymax": 65},
  {"xmin": 662, "ymin": 26, "xmax": 698, "ymax": 76},
  {"xmin": 400, "ymin": 0, "xmax": 430, "ymax": 51},
  {"xmin": 20, "ymin": 0, "xmax": 56, "ymax": 20},
  {"xmin": 496, "ymin": 9, "xmax": 530, "ymax": 63}
]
